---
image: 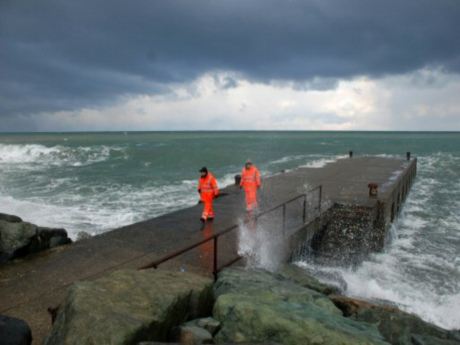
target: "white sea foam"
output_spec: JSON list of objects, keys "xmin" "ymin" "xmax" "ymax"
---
[
  {"xmin": 267, "ymin": 154, "xmax": 346, "ymax": 170},
  {"xmin": 269, "ymin": 155, "xmax": 308, "ymax": 165},
  {"xmin": 296, "ymin": 153, "xmax": 460, "ymax": 330},
  {"xmin": 300, "ymin": 155, "xmax": 348, "ymax": 168},
  {"xmin": 0, "ymin": 167, "xmax": 239, "ymax": 240},
  {"xmin": 0, "ymin": 144, "xmax": 121, "ymax": 168}
]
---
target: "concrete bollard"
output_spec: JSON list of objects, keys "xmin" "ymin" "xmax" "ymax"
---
[
  {"xmin": 406, "ymin": 152, "xmax": 411, "ymax": 161},
  {"xmin": 349, "ymin": 151, "xmax": 353, "ymax": 158},
  {"xmin": 368, "ymin": 183, "xmax": 378, "ymax": 197},
  {"xmin": 234, "ymin": 174, "xmax": 241, "ymax": 186}
]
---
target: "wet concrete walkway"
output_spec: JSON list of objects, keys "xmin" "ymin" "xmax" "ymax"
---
[{"xmin": 0, "ymin": 156, "xmax": 414, "ymax": 343}]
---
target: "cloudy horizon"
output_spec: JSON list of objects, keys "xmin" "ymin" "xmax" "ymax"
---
[{"xmin": 1, "ymin": 0, "xmax": 460, "ymax": 131}]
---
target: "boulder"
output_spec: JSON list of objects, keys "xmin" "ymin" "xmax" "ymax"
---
[
  {"xmin": 330, "ymin": 295, "xmax": 460, "ymax": 345},
  {"xmin": 175, "ymin": 317, "xmax": 221, "ymax": 344},
  {"xmin": 0, "ymin": 314, "xmax": 32, "ymax": 345},
  {"xmin": 0, "ymin": 213, "xmax": 71, "ymax": 263},
  {"xmin": 178, "ymin": 325, "xmax": 213, "ymax": 345},
  {"xmin": 45, "ymin": 269, "xmax": 214, "ymax": 345},
  {"xmin": 276, "ymin": 264, "xmax": 341, "ymax": 295},
  {"xmin": 213, "ymin": 267, "xmax": 390, "ymax": 345},
  {"xmin": 0, "ymin": 213, "xmax": 22, "ymax": 223},
  {"xmin": 196, "ymin": 317, "xmax": 221, "ymax": 336}
]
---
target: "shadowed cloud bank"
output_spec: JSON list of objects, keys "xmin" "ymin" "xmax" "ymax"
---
[{"xmin": 1, "ymin": 0, "xmax": 460, "ymax": 123}]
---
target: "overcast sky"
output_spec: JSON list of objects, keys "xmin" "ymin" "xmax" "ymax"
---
[{"xmin": 1, "ymin": 0, "xmax": 460, "ymax": 131}]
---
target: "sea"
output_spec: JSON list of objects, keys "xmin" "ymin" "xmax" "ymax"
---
[{"xmin": 0, "ymin": 131, "xmax": 459, "ymax": 330}]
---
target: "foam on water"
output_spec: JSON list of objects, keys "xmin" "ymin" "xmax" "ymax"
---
[
  {"xmin": 296, "ymin": 153, "xmax": 460, "ymax": 330},
  {"xmin": 0, "ymin": 144, "xmax": 240, "ymax": 239},
  {"xmin": 269, "ymin": 155, "xmax": 308, "ymax": 165},
  {"xmin": 0, "ymin": 182, "xmax": 199, "ymax": 238},
  {"xmin": 0, "ymin": 143, "xmax": 122, "ymax": 167},
  {"xmin": 300, "ymin": 154, "xmax": 348, "ymax": 168}
]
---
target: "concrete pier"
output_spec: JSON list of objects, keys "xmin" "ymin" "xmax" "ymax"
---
[{"xmin": 0, "ymin": 156, "xmax": 417, "ymax": 343}]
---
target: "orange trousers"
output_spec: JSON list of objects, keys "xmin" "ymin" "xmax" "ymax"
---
[
  {"xmin": 244, "ymin": 187, "xmax": 258, "ymax": 211},
  {"xmin": 201, "ymin": 195, "xmax": 215, "ymax": 220}
]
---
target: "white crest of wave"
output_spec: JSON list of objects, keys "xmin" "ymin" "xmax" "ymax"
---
[
  {"xmin": 300, "ymin": 155, "xmax": 348, "ymax": 168},
  {"xmin": 0, "ymin": 143, "xmax": 121, "ymax": 167},
  {"xmin": 0, "ymin": 144, "xmax": 61, "ymax": 164},
  {"xmin": 0, "ymin": 194, "xmax": 136, "ymax": 238},
  {"xmin": 269, "ymin": 155, "xmax": 307, "ymax": 165}
]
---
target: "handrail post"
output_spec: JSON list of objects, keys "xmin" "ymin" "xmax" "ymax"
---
[
  {"xmin": 302, "ymin": 194, "xmax": 307, "ymax": 223},
  {"xmin": 213, "ymin": 237, "xmax": 218, "ymax": 281}
]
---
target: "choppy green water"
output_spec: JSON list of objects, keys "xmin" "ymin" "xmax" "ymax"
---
[{"xmin": 0, "ymin": 131, "xmax": 459, "ymax": 329}]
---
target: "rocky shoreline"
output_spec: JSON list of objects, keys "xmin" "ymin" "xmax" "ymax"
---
[
  {"xmin": 0, "ymin": 212, "xmax": 71, "ymax": 264},
  {"xmin": 1, "ymin": 211, "xmax": 458, "ymax": 345},
  {"xmin": 41, "ymin": 265, "xmax": 459, "ymax": 345}
]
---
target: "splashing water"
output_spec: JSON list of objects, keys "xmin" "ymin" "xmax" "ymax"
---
[
  {"xmin": 297, "ymin": 153, "xmax": 460, "ymax": 330},
  {"xmin": 237, "ymin": 218, "xmax": 288, "ymax": 272}
]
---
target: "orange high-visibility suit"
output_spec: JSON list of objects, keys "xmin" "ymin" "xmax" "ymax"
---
[
  {"xmin": 240, "ymin": 165, "xmax": 261, "ymax": 211},
  {"xmin": 198, "ymin": 173, "xmax": 219, "ymax": 220}
]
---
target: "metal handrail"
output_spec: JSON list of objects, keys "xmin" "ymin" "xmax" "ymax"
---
[{"xmin": 139, "ymin": 185, "xmax": 322, "ymax": 279}]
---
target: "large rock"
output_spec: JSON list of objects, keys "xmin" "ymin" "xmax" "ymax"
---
[
  {"xmin": 0, "ymin": 314, "xmax": 32, "ymax": 345},
  {"xmin": 330, "ymin": 295, "xmax": 460, "ymax": 345},
  {"xmin": 0, "ymin": 213, "xmax": 23, "ymax": 223},
  {"xmin": 213, "ymin": 267, "xmax": 390, "ymax": 345},
  {"xmin": 178, "ymin": 325, "xmax": 213, "ymax": 345},
  {"xmin": 276, "ymin": 264, "xmax": 341, "ymax": 295},
  {"xmin": 0, "ymin": 213, "xmax": 71, "ymax": 263},
  {"xmin": 175, "ymin": 317, "xmax": 221, "ymax": 344},
  {"xmin": 195, "ymin": 317, "xmax": 221, "ymax": 336},
  {"xmin": 45, "ymin": 269, "xmax": 214, "ymax": 345}
]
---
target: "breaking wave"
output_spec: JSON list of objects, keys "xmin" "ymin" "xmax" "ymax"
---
[
  {"xmin": 0, "ymin": 144, "xmax": 123, "ymax": 167},
  {"xmin": 0, "ymin": 168, "xmax": 238, "ymax": 239},
  {"xmin": 296, "ymin": 153, "xmax": 460, "ymax": 330}
]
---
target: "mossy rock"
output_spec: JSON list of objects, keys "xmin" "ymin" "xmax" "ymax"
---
[
  {"xmin": 45, "ymin": 269, "xmax": 213, "ymax": 345},
  {"xmin": 213, "ymin": 268, "xmax": 389, "ymax": 345},
  {"xmin": 276, "ymin": 264, "xmax": 341, "ymax": 295},
  {"xmin": 330, "ymin": 295, "xmax": 460, "ymax": 345}
]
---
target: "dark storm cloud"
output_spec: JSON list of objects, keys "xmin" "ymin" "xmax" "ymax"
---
[{"xmin": 1, "ymin": 0, "xmax": 459, "ymax": 117}]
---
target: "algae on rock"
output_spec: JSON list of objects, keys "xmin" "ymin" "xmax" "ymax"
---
[
  {"xmin": 276, "ymin": 264, "xmax": 341, "ymax": 295},
  {"xmin": 213, "ymin": 268, "xmax": 390, "ymax": 345},
  {"xmin": 331, "ymin": 295, "xmax": 460, "ymax": 345}
]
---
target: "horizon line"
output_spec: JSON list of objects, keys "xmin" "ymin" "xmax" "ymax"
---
[{"xmin": 1, "ymin": 129, "xmax": 460, "ymax": 134}]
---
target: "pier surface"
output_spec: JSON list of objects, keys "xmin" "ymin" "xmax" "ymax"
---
[{"xmin": 0, "ymin": 156, "xmax": 416, "ymax": 343}]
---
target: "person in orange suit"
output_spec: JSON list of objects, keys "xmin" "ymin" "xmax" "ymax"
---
[
  {"xmin": 198, "ymin": 167, "xmax": 219, "ymax": 222},
  {"xmin": 240, "ymin": 160, "xmax": 261, "ymax": 212}
]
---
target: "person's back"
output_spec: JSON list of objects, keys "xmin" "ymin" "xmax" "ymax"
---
[{"xmin": 241, "ymin": 165, "xmax": 261, "ymax": 190}]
